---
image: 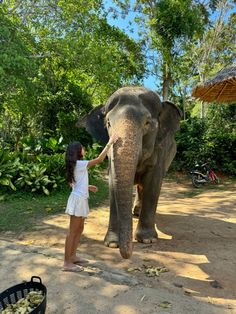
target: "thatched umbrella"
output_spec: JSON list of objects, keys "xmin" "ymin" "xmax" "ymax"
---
[{"xmin": 192, "ymin": 65, "xmax": 236, "ymax": 103}]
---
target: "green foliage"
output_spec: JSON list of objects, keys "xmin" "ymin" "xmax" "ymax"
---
[
  {"xmin": 174, "ymin": 118, "xmax": 206, "ymax": 170},
  {"xmin": 173, "ymin": 108, "xmax": 236, "ymax": 175},
  {"xmin": 17, "ymin": 134, "xmax": 65, "ymax": 154},
  {"xmin": 0, "ymin": 6, "xmax": 37, "ymax": 96},
  {"xmin": 36, "ymin": 153, "xmax": 66, "ymax": 188},
  {"xmin": 0, "ymin": 139, "xmax": 109, "ymax": 196},
  {"xmin": 153, "ymin": 0, "xmax": 207, "ymax": 49},
  {"xmin": 203, "ymin": 103, "xmax": 236, "ymax": 174},
  {"xmin": 203, "ymin": 132, "xmax": 236, "ymax": 174},
  {"xmin": 57, "ymin": 111, "xmax": 93, "ymax": 145},
  {"xmin": 0, "ymin": 0, "xmax": 145, "ymax": 154},
  {"xmin": 0, "ymin": 0, "xmax": 235, "ymax": 182},
  {"xmin": 84, "ymin": 142, "xmax": 108, "ymax": 180},
  {"xmin": 36, "ymin": 153, "xmax": 65, "ymax": 178},
  {"xmin": 0, "ymin": 174, "xmax": 109, "ymax": 232},
  {"xmin": 84, "ymin": 142, "xmax": 104, "ymax": 160},
  {"xmin": 0, "ymin": 149, "xmax": 66, "ymax": 195},
  {"xmin": 38, "ymin": 84, "xmax": 93, "ymax": 134},
  {"xmin": 15, "ymin": 164, "xmax": 55, "ymax": 195},
  {"xmin": 0, "ymin": 150, "xmax": 20, "ymax": 191}
]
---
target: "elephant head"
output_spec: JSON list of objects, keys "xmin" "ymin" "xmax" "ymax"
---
[{"xmin": 78, "ymin": 87, "xmax": 181, "ymax": 258}]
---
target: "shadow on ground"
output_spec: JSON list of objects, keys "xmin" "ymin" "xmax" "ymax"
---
[{"xmin": 0, "ymin": 177, "xmax": 235, "ymax": 313}]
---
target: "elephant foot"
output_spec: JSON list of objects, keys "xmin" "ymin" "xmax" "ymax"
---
[
  {"xmin": 135, "ymin": 228, "xmax": 158, "ymax": 244},
  {"xmin": 104, "ymin": 231, "xmax": 119, "ymax": 248}
]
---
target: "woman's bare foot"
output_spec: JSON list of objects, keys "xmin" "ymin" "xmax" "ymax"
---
[
  {"xmin": 62, "ymin": 263, "xmax": 84, "ymax": 272},
  {"xmin": 72, "ymin": 256, "xmax": 89, "ymax": 265}
]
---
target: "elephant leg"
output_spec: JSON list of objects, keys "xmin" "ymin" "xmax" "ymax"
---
[
  {"xmin": 132, "ymin": 185, "xmax": 143, "ymax": 217},
  {"xmin": 135, "ymin": 166, "xmax": 163, "ymax": 244},
  {"xmin": 104, "ymin": 176, "xmax": 119, "ymax": 248}
]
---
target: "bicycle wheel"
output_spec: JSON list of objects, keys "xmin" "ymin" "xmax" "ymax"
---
[{"xmin": 191, "ymin": 174, "xmax": 204, "ymax": 188}]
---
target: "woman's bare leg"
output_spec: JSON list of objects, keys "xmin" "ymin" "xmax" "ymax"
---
[
  {"xmin": 71, "ymin": 218, "xmax": 85, "ymax": 262},
  {"xmin": 64, "ymin": 216, "xmax": 84, "ymax": 268}
]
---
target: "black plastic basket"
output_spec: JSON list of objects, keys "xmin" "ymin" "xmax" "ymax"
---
[{"xmin": 0, "ymin": 276, "xmax": 47, "ymax": 313}]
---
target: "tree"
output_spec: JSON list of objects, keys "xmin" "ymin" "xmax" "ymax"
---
[
  {"xmin": 0, "ymin": 5, "xmax": 37, "ymax": 104},
  {"xmin": 3, "ymin": 0, "xmax": 145, "ymax": 103},
  {"xmin": 1, "ymin": 0, "xmax": 145, "ymax": 144},
  {"xmin": 113, "ymin": 0, "xmax": 208, "ymax": 100},
  {"xmin": 184, "ymin": 0, "xmax": 235, "ymax": 118}
]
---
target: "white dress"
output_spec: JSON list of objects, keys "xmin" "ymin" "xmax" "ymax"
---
[{"xmin": 65, "ymin": 160, "xmax": 90, "ymax": 217}]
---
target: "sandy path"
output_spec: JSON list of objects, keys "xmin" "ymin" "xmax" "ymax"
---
[{"xmin": 0, "ymin": 177, "xmax": 235, "ymax": 313}]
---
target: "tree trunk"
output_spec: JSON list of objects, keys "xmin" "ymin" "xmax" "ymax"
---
[{"xmin": 162, "ymin": 63, "xmax": 172, "ymax": 101}]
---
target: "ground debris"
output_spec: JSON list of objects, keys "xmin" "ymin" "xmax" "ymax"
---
[
  {"xmin": 173, "ymin": 282, "xmax": 183, "ymax": 288},
  {"xmin": 127, "ymin": 264, "xmax": 169, "ymax": 277},
  {"xmin": 158, "ymin": 301, "xmax": 172, "ymax": 309},
  {"xmin": 143, "ymin": 265, "xmax": 169, "ymax": 277},
  {"xmin": 210, "ymin": 280, "xmax": 223, "ymax": 289},
  {"xmin": 140, "ymin": 295, "xmax": 146, "ymax": 302},
  {"xmin": 184, "ymin": 290, "xmax": 192, "ymax": 296},
  {"xmin": 127, "ymin": 267, "xmax": 142, "ymax": 272}
]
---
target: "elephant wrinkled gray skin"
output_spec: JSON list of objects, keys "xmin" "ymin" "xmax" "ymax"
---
[{"xmin": 78, "ymin": 87, "xmax": 182, "ymax": 259}]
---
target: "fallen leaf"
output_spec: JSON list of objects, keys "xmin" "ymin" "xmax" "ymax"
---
[
  {"xmin": 45, "ymin": 207, "xmax": 54, "ymax": 212},
  {"xmin": 140, "ymin": 295, "xmax": 146, "ymax": 302},
  {"xmin": 127, "ymin": 267, "xmax": 142, "ymax": 272},
  {"xmin": 184, "ymin": 290, "xmax": 192, "ymax": 296},
  {"xmin": 144, "ymin": 266, "xmax": 169, "ymax": 277},
  {"xmin": 158, "ymin": 301, "xmax": 172, "ymax": 308},
  {"xmin": 158, "ymin": 267, "xmax": 169, "ymax": 273}
]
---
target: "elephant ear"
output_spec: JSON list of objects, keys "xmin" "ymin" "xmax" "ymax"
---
[
  {"xmin": 77, "ymin": 105, "xmax": 109, "ymax": 144},
  {"xmin": 158, "ymin": 101, "xmax": 182, "ymax": 142}
]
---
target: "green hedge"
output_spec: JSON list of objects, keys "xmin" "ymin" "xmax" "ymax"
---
[
  {"xmin": 173, "ymin": 117, "xmax": 236, "ymax": 175},
  {"xmin": 0, "ymin": 150, "xmax": 65, "ymax": 195},
  {"xmin": 0, "ymin": 141, "xmax": 106, "ymax": 195}
]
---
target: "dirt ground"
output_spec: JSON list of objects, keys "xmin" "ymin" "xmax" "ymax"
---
[{"xmin": 0, "ymin": 176, "xmax": 236, "ymax": 314}]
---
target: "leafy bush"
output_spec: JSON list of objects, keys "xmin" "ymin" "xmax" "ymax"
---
[
  {"xmin": 0, "ymin": 150, "xmax": 66, "ymax": 195},
  {"xmin": 15, "ymin": 163, "xmax": 56, "ymax": 195},
  {"xmin": 0, "ymin": 150, "xmax": 20, "ymax": 191},
  {"xmin": 173, "ymin": 118, "xmax": 206, "ymax": 171},
  {"xmin": 203, "ymin": 132, "xmax": 236, "ymax": 174},
  {"xmin": 36, "ymin": 153, "xmax": 66, "ymax": 188},
  {"xmin": 173, "ymin": 115, "xmax": 236, "ymax": 175},
  {"xmin": 57, "ymin": 111, "xmax": 93, "ymax": 146},
  {"xmin": 0, "ymin": 141, "xmax": 109, "ymax": 195},
  {"xmin": 20, "ymin": 134, "xmax": 65, "ymax": 154},
  {"xmin": 84, "ymin": 142, "xmax": 108, "ymax": 180}
]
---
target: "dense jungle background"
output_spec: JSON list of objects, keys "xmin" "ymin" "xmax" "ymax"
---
[{"xmin": 0, "ymin": 0, "xmax": 235, "ymax": 196}]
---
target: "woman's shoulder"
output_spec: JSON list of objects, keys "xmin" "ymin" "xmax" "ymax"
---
[{"xmin": 76, "ymin": 160, "xmax": 89, "ymax": 169}]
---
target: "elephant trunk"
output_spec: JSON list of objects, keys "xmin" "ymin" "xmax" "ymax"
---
[{"xmin": 111, "ymin": 118, "xmax": 141, "ymax": 259}]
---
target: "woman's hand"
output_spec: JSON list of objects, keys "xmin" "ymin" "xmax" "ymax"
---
[
  {"xmin": 89, "ymin": 185, "xmax": 98, "ymax": 193},
  {"xmin": 88, "ymin": 134, "xmax": 119, "ymax": 167}
]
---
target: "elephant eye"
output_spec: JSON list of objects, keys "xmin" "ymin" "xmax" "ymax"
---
[
  {"xmin": 106, "ymin": 119, "xmax": 111, "ymax": 128},
  {"xmin": 145, "ymin": 118, "xmax": 151, "ymax": 127}
]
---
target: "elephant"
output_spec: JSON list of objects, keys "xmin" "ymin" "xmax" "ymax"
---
[{"xmin": 78, "ymin": 86, "xmax": 182, "ymax": 259}]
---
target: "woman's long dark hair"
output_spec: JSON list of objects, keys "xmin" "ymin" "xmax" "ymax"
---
[{"xmin": 65, "ymin": 142, "xmax": 83, "ymax": 184}]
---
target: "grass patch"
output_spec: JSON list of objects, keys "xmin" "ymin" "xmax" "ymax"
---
[{"xmin": 0, "ymin": 176, "xmax": 109, "ymax": 233}]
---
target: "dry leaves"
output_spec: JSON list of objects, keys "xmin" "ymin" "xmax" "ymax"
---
[{"xmin": 127, "ymin": 265, "xmax": 169, "ymax": 277}]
